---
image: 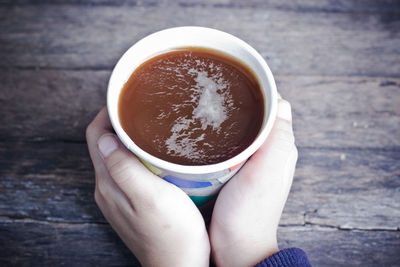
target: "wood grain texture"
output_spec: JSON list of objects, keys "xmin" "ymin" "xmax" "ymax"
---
[
  {"xmin": 0, "ymin": 222, "xmax": 399, "ymax": 266},
  {"xmin": 0, "ymin": 141, "xmax": 102, "ymax": 223},
  {"xmin": 0, "ymin": 221, "xmax": 139, "ymax": 266},
  {"xmin": 0, "ymin": 5, "xmax": 399, "ymax": 76},
  {"xmin": 277, "ymin": 226, "xmax": 400, "ymax": 267},
  {"xmin": 0, "ymin": 69, "xmax": 107, "ymax": 141},
  {"xmin": 284, "ymin": 148, "xmax": 400, "ymax": 230},
  {"xmin": 1, "ymin": 142, "xmax": 399, "ymax": 230},
  {"xmin": 1, "ymin": 69, "xmax": 399, "ymax": 149},
  {"xmin": 0, "ymin": 1, "xmax": 399, "ymax": 266},
  {"xmin": 278, "ymin": 76, "xmax": 400, "ymax": 149}
]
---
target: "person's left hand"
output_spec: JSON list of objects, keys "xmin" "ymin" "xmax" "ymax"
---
[{"xmin": 86, "ymin": 107, "xmax": 210, "ymax": 267}]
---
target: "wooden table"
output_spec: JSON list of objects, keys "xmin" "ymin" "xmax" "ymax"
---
[{"xmin": 1, "ymin": 1, "xmax": 399, "ymax": 266}]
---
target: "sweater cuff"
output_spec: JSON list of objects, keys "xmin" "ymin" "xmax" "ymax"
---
[{"xmin": 254, "ymin": 248, "xmax": 311, "ymax": 267}]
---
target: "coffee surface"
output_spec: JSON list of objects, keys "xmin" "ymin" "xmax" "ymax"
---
[{"xmin": 119, "ymin": 48, "xmax": 264, "ymax": 165}]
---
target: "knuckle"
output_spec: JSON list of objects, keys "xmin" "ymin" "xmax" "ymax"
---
[
  {"xmin": 107, "ymin": 157, "xmax": 135, "ymax": 187},
  {"xmin": 269, "ymin": 135, "xmax": 297, "ymax": 155},
  {"xmin": 280, "ymin": 99, "xmax": 292, "ymax": 109},
  {"xmin": 132, "ymin": 184, "xmax": 157, "ymax": 209},
  {"xmin": 274, "ymin": 120, "xmax": 295, "ymax": 143},
  {"xmin": 103, "ymin": 153, "xmax": 163, "ymax": 212},
  {"xmin": 134, "ymin": 187, "xmax": 162, "ymax": 212},
  {"xmin": 277, "ymin": 99, "xmax": 293, "ymax": 122},
  {"xmin": 275, "ymin": 117, "xmax": 292, "ymax": 130}
]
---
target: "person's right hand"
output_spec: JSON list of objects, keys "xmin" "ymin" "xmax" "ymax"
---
[{"xmin": 209, "ymin": 98, "xmax": 298, "ymax": 267}]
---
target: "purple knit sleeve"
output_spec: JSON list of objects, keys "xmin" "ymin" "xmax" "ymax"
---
[{"xmin": 254, "ymin": 248, "xmax": 312, "ymax": 267}]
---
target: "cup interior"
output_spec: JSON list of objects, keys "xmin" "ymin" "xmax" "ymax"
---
[{"xmin": 108, "ymin": 26, "xmax": 278, "ymax": 174}]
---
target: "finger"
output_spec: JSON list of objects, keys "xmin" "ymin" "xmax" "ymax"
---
[
  {"xmin": 238, "ymin": 99, "xmax": 297, "ymax": 186},
  {"xmin": 87, "ymin": 108, "xmax": 133, "ymax": 211},
  {"xmin": 86, "ymin": 107, "xmax": 113, "ymax": 174},
  {"xmin": 257, "ymin": 99, "xmax": 294, "ymax": 155},
  {"xmin": 276, "ymin": 98, "xmax": 292, "ymax": 123},
  {"xmin": 97, "ymin": 133, "xmax": 167, "ymax": 208}
]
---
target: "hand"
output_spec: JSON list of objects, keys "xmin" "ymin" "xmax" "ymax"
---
[
  {"xmin": 209, "ymin": 99, "xmax": 298, "ymax": 267},
  {"xmin": 86, "ymin": 108, "xmax": 210, "ymax": 267}
]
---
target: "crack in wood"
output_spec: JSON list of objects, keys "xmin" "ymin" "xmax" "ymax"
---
[
  {"xmin": 0, "ymin": 65, "xmax": 112, "ymax": 71},
  {"xmin": 0, "ymin": 215, "xmax": 108, "ymax": 226},
  {"xmin": 2, "ymin": 66, "xmax": 400, "ymax": 79},
  {"xmin": 299, "ymin": 146, "xmax": 400, "ymax": 152}
]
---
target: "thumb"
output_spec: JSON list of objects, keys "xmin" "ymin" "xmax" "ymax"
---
[
  {"xmin": 97, "ymin": 133, "xmax": 163, "ymax": 203},
  {"xmin": 237, "ymin": 99, "xmax": 298, "ymax": 188}
]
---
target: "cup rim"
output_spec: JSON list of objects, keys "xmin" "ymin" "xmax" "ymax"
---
[{"xmin": 107, "ymin": 26, "xmax": 278, "ymax": 174}]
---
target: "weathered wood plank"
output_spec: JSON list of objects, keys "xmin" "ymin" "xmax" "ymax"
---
[
  {"xmin": 0, "ymin": 5, "xmax": 399, "ymax": 76},
  {"xmin": 0, "ymin": 222, "xmax": 399, "ymax": 266},
  {"xmin": 0, "ymin": 69, "xmax": 107, "ymax": 142},
  {"xmin": 277, "ymin": 226, "xmax": 400, "ymax": 267},
  {"xmin": 1, "ymin": 69, "xmax": 399, "ymax": 149},
  {"xmin": 1, "ymin": 142, "xmax": 399, "ymax": 230},
  {"xmin": 279, "ymin": 76, "xmax": 400, "ymax": 149},
  {"xmin": 1, "ymin": 0, "xmax": 400, "ymax": 13},
  {"xmin": 0, "ymin": 2, "xmax": 397, "ymax": 266},
  {"xmin": 0, "ymin": 221, "xmax": 139, "ymax": 266},
  {"xmin": 0, "ymin": 141, "xmax": 103, "ymax": 223},
  {"xmin": 284, "ymin": 148, "xmax": 400, "ymax": 230}
]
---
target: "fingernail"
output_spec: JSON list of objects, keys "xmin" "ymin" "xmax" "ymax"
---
[
  {"xmin": 98, "ymin": 134, "xmax": 119, "ymax": 158},
  {"xmin": 278, "ymin": 100, "xmax": 292, "ymax": 122}
]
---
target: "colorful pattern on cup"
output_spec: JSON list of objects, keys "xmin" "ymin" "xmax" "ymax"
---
[
  {"xmin": 139, "ymin": 158, "xmax": 245, "ymax": 206},
  {"xmin": 189, "ymin": 195, "xmax": 217, "ymax": 206},
  {"xmin": 163, "ymin": 175, "xmax": 212, "ymax": 188},
  {"xmin": 139, "ymin": 158, "xmax": 162, "ymax": 175}
]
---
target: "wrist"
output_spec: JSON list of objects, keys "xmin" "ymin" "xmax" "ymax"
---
[
  {"xmin": 143, "ymin": 231, "xmax": 210, "ymax": 267},
  {"xmin": 145, "ymin": 247, "xmax": 210, "ymax": 267},
  {"xmin": 213, "ymin": 237, "xmax": 278, "ymax": 267}
]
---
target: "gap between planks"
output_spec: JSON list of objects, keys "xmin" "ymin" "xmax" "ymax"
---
[
  {"xmin": 0, "ymin": 215, "xmax": 398, "ymax": 232},
  {"xmin": 1, "ymin": 139, "xmax": 399, "ymax": 152},
  {"xmin": 2, "ymin": 66, "xmax": 400, "ymax": 79}
]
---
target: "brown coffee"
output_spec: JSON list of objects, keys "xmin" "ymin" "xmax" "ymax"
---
[{"xmin": 119, "ymin": 48, "xmax": 264, "ymax": 165}]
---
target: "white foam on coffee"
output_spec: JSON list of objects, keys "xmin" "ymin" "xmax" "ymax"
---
[
  {"xmin": 191, "ymin": 70, "xmax": 228, "ymax": 130},
  {"xmin": 164, "ymin": 59, "xmax": 235, "ymax": 161},
  {"xmin": 165, "ymin": 117, "xmax": 205, "ymax": 160}
]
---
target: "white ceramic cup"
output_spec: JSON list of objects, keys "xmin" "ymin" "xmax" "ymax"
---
[{"xmin": 107, "ymin": 26, "xmax": 278, "ymax": 206}]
